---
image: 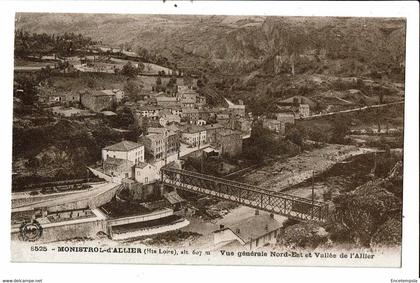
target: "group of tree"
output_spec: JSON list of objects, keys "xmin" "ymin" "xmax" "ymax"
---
[
  {"xmin": 118, "ymin": 61, "xmax": 144, "ymax": 78},
  {"xmin": 15, "ymin": 30, "xmax": 97, "ymax": 58},
  {"xmin": 123, "ymin": 79, "xmax": 144, "ymax": 101},
  {"xmin": 14, "ymin": 66, "xmax": 55, "ymax": 105}
]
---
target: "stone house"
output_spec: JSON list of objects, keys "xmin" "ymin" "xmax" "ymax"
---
[
  {"xmin": 204, "ymin": 123, "xmax": 225, "ymax": 145},
  {"xmin": 262, "ymin": 119, "xmax": 285, "ymax": 135},
  {"xmin": 181, "ymin": 125, "xmax": 207, "ymax": 147},
  {"xmin": 140, "ymin": 133, "xmax": 166, "ymax": 161},
  {"xmin": 81, "ymin": 90, "xmax": 116, "ymax": 112},
  {"xmin": 102, "ymin": 157, "xmax": 135, "ymax": 179},
  {"xmin": 215, "ymin": 129, "xmax": 243, "ymax": 158},
  {"xmin": 102, "ymin": 140, "xmax": 145, "ymax": 165},
  {"xmin": 213, "ymin": 213, "xmax": 282, "ymax": 250},
  {"xmin": 134, "ymin": 162, "xmax": 159, "ymax": 185}
]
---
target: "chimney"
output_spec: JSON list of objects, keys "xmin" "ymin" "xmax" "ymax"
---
[
  {"xmin": 219, "ymin": 224, "xmax": 225, "ymax": 230},
  {"xmin": 236, "ymin": 228, "xmax": 240, "ymax": 234}
]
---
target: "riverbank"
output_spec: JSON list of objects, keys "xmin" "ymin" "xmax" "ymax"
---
[{"xmin": 240, "ymin": 144, "xmax": 381, "ymax": 192}]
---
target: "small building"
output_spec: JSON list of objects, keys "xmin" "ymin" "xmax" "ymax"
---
[
  {"xmin": 204, "ymin": 123, "xmax": 225, "ymax": 144},
  {"xmin": 181, "ymin": 108, "xmax": 200, "ymax": 123},
  {"xmin": 163, "ymin": 191, "xmax": 186, "ymax": 211},
  {"xmin": 156, "ymin": 96, "xmax": 178, "ymax": 107},
  {"xmin": 134, "ymin": 162, "xmax": 158, "ymax": 185},
  {"xmin": 101, "ymin": 89, "xmax": 125, "ymax": 103},
  {"xmin": 136, "ymin": 105, "xmax": 163, "ymax": 120},
  {"xmin": 213, "ymin": 213, "xmax": 282, "ymax": 250},
  {"xmin": 278, "ymin": 96, "xmax": 316, "ymax": 108},
  {"xmin": 81, "ymin": 90, "xmax": 116, "ymax": 112},
  {"xmin": 225, "ymin": 98, "xmax": 246, "ymax": 118},
  {"xmin": 146, "ymin": 127, "xmax": 180, "ymax": 158},
  {"xmin": 215, "ymin": 129, "xmax": 243, "ymax": 158},
  {"xmin": 159, "ymin": 114, "xmax": 181, "ymax": 126},
  {"xmin": 232, "ymin": 117, "xmax": 252, "ymax": 134},
  {"xmin": 299, "ymin": 104, "xmax": 310, "ymax": 118},
  {"xmin": 140, "ymin": 133, "xmax": 166, "ymax": 161},
  {"xmin": 262, "ymin": 119, "xmax": 285, "ymax": 135},
  {"xmin": 102, "ymin": 140, "xmax": 144, "ymax": 164},
  {"xmin": 102, "ymin": 157, "xmax": 134, "ymax": 179},
  {"xmin": 50, "ymin": 106, "xmax": 92, "ymax": 118},
  {"xmin": 196, "ymin": 119, "xmax": 206, "ymax": 126},
  {"xmin": 181, "ymin": 125, "xmax": 207, "ymax": 147},
  {"xmin": 275, "ymin": 112, "xmax": 295, "ymax": 124}
]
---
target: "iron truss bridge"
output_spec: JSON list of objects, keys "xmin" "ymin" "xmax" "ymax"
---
[{"xmin": 161, "ymin": 167, "xmax": 329, "ymax": 223}]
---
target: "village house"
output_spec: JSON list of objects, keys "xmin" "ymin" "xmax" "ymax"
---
[
  {"xmin": 156, "ymin": 95, "xmax": 178, "ymax": 107},
  {"xmin": 50, "ymin": 106, "xmax": 92, "ymax": 118},
  {"xmin": 225, "ymin": 98, "xmax": 246, "ymax": 118},
  {"xmin": 102, "ymin": 157, "xmax": 134, "ymax": 179},
  {"xmin": 169, "ymin": 105, "xmax": 183, "ymax": 116},
  {"xmin": 81, "ymin": 90, "xmax": 116, "ymax": 112},
  {"xmin": 159, "ymin": 113, "xmax": 181, "ymax": 126},
  {"xmin": 278, "ymin": 96, "xmax": 313, "ymax": 118},
  {"xmin": 38, "ymin": 86, "xmax": 81, "ymax": 106},
  {"xmin": 181, "ymin": 125, "xmax": 207, "ymax": 147},
  {"xmin": 275, "ymin": 112, "xmax": 295, "ymax": 124},
  {"xmin": 136, "ymin": 105, "xmax": 163, "ymax": 120},
  {"xmin": 134, "ymin": 162, "xmax": 159, "ymax": 185},
  {"xmin": 182, "ymin": 108, "xmax": 200, "ymax": 123},
  {"xmin": 196, "ymin": 119, "xmax": 206, "ymax": 126},
  {"xmin": 147, "ymin": 127, "xmax": 180, "ymax": 157},
  {"xmin": 204, "ymin": 123, "xmax": 225, "ymax": 145},
  {"xmin": 100, "ymin": 89, "xmax": 125, "ymax": 103},
  {"xmin": 232, "ymin": 117, "xmax": 252, "ymax": 134},
  {"xmin": 140, "ymin": 133, "xmax": 166, "ymax": 161},
  {"xmin": 102, "ymin": 140, "xmax": 145, "ymax": 164},
  {"xmin": 215, "ymin": 128, "xmax": 243, "ymax": 158},
  {"xmin": 262, "ymin": 119, "xmax": 285, "ymax": 135},
  {"xmin": 212, "ymin": 213, "xmax": 282, "ymax": 250}
]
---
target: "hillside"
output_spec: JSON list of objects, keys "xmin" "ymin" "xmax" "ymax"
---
[
  {"xmin": 16, "ymin": 14, "xmax": 405, "ymax": 76},
  {"xmin": 15, "ymin": 14, "xmax": 406, "ymax": 114}
]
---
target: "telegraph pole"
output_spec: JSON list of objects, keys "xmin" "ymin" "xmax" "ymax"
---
[{"xmin": 311, "ymin": 170, "xmax": 315, "ymax": 219}]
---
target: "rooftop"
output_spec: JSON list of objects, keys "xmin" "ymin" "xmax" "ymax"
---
[
  {"xmin": 204, "ymin": 123, "xmax": 224, "ymax": 130},
  {"xmin": 104, "ymin": 157, "xmax": 134, "ymax": 167},
  {"xmin": 163, "ymin": 191, "xmax": 185, "ymax": 205},
  {"xmin": 156, "ymin": 96, "xmax": 177, "ymax": 102},
  {"xmin": 103, "ymin": 140, "xmax": 143, "ymax": 152},
  {"xmin": 218, "ymin": 214, "xmax": 282, "ymax": 243},
  {"xmin": 217, "ymin": 129, "xmax": 241, "ymax": 136},
  {"xmin": 135, "ymin": 161, "xmax": 151, "ymax": 169},
  {"xmin": 145, "ymin": 133, "xmax": 165, "ymax": 141},
  {"xmin": 182, "ymin": 125, "xmax": 206, "ymax": 134}
]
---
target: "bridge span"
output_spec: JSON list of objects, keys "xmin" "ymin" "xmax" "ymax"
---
[{"xmin": 161, "ymin": 167, "xmax": 329, "ymax": 223}]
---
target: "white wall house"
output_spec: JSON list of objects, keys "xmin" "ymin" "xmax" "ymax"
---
[
  {"xmin": 134, "ymin": 162, "xmax": 159, "ymax": 184},
  {"xmin": 181, "ymin": 128, "xmax": 207, "ymax": 147},
  {"xmin": 102, "ymin": 140, "xmax": 144, "ymax": 164}
]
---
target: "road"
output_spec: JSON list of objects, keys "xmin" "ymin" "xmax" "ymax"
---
[
  {"xmin": 299, "ymin": 101, "xmax": 404, "ymax": 120},
  {"xmin": 12, "ymin": 182, "xmax": 120, "ymax": 212}
]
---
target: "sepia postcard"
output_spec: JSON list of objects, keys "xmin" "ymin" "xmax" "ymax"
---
[{"xmin": 10, "ymin": 12, "xmax": 406, "ymax": 267}]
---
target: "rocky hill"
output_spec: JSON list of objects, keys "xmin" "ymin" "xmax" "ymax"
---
[{"xmin": 16, "ymin": 14, "xmax": 405, "ymax": 77}]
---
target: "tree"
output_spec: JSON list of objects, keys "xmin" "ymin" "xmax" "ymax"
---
[
  {"xmin": 14, "ymin": 74, "xmax": 39, "ymax": 105},
  {"xmin": 123, "ymin": 80, "xmax": 143, "ymax": 101},
  {"xmin": 285, "ymin": 125, "xmax": 307, "ymax": 147},
  {"xmin": 121, "ymin": 62, "xmax": 139, "ymax": 78},
  {"xmin": 330, "ymin": 117, "xmax": 350, "ymax": 144},
  {"xmin": 242, "ymin": 121, "xmax": 277, "ymax": 163},
  {"xmin": 137, "ymin": 61, "xmax": 145, "ymax": 73}
]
